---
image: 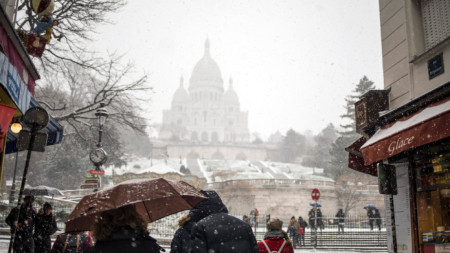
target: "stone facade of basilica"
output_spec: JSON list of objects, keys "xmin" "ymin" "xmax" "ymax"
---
[{"xmin": 160, "ymin": 39, "xmax": 250, "ymax": 144}]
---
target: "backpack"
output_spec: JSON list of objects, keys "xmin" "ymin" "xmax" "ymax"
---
[
  {"xmin": 60, "ymin": 233, "xmax": 87, "ymax": 253},
  {"xmin": 298, "ymin": 227, "xmax": 304, "ymax": 235},
  {"xmin": 261, "ymin": 239, "xmax": 286, "ymax": 253}
]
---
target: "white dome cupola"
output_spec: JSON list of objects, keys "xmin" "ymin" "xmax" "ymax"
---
[
  {"xmin": 171, "ymin": 75, "xmax": 190, "ymax": 107},
  {"xmin": 189, "ymin": 39, "xmax": 224, "ymax": 93},
  {"xmin": 224, "ymin": 77, "xmax": 240, "ymax": 106}
]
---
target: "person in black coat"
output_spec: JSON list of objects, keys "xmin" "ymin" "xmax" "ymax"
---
[
  {"xmin": 367, "ymin": 209, "xmax": 374, "ymax": 230},
  {"xmin": 374, "ymin": 209, "xmax": 382, "ymax": 231},
  {"xmin": 5, "ymin": 195, "xmax": 36, "ymax": 253},
  {"xmin": 190, "ymin": 190, "xmax": 259, "ymax": 253},
  {"xmin": 297, "ymin": 216, "xmax": 307, "ymax": 246},
  {"xmin": 171, "ymin": 214, "xmax": 195, "ymax": 253},
  {"xmin": 87, "ymin": 205, "xmax": 163, "ymax": 253},
  {"xmin": 34, "ymin": 202, "xmax": 58, "ymax": 253},
  {"xmin": 308, "ymin": 208, "xmax": 315, "ymax": 230},
  {"xmin": 335, "ymin": 209, "xmax": 345, "ymax": 235}
]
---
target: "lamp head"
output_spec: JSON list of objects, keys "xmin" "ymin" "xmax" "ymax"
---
[
  {"xmin": 95, "ymin": 103, "xmax": 108, "ymax": 127},
  {"xmin": 10, "ymin": 122, "xmax": 22, "ymax": 134}
]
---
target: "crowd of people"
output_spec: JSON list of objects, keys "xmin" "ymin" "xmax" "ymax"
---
[{"xmin": 5, "ymin": 192, "xmax": 383, "ymax": 253}]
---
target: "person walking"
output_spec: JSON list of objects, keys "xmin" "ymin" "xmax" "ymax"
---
[
  {"xmin": 34, "ymin": 202, "xmax": 58, "ymax": 253},
  {"xmin": 367, "ymin": 209, "xmax": 374, "ymax": 230},
  {"xmin": 308, "ymin": 207, "xmax": 316, "ymax": 230},
  {"xmin": 50, "ymin": 231, "xmax": 93, "ymax": 253},
  {"xmin": 297, "ymin": 216, "xmax": 307, "ymax": 246},
  {"xmin": 317, "ymin": 208, "xmax": 324, "ymax": 231},
  {"xmin": 257, "ymin": 218, "xmax": 294, "ymax": 253},
  {"xmin": 287, "ymin": 217, "xmax": 300, "ymax": 249},
  {"xmin": 5, "ymin": 195, "xmax": 36, "ymax": 253},
  {"xmin": 335, "ymin": 209, "xmax": 345, "ymax": 235},
  {"xmin": 170, "ymin": 213, "xmax": 195, "ymax": 253},
  {"xmin": 190, "ymin": 190, "xmax": 259, "ymax": 253},
  {"xmin": 86, "ymin": 205, "xmax": 163, "ymax": 252},
  {"xmin": 374, "ymin": 209, "xmax": 382, "ymax": 231}
]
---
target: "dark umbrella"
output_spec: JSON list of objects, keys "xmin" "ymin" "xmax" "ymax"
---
[
  {"xmin": 65, "ymin": 178, "xmax": 207, "ymax": 232},
  {"xmin": 364, "ymin": 204, "xmax": 377, "ymax": 210},
  {"xmin": 310, "ymin": 202, "xmax": 322, "ymax": 207},
  {"xmin": 23, "ymin": 185, "xmax": 64, "ymax": 196}
]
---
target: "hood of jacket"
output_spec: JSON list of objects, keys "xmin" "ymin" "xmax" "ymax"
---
[{"xmin": 189, "ymin": 190, "xmax": 228, "ymax": 222}]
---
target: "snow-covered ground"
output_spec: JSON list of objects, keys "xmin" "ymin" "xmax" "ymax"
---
[{"xmin": 102, "ymin": 157, "xmax": 334, "ymax": 184}]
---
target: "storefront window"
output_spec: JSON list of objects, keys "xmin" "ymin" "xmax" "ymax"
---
[{"xmin": 415, "ymin": 153, "xmax": 450, "ymax": 252}]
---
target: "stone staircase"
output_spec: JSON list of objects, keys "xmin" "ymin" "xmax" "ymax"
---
[
  {"xmin": 252, "ymin": 161, "xmax": 289, "ymax": 179},
  {"xmin": 186, "ymin": 159, "xmax": 205, "ymax": 178}
]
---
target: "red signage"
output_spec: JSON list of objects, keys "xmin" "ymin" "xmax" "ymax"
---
[
  {"xmin": 89, "ymin": 170, "xmax": 105, "ymax": 175},
  {"xmin": 311, "ymin": 188, "xmax": 320, "ymax": 201},
  {"xmin": 361, "ymin": 99, "xmax": 450, "ymax": 166}
]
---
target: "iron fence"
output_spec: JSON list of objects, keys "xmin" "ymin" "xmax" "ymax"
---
[{"xmin": 0, "ymin": 205, "xmax": 387, "ymax": 250}]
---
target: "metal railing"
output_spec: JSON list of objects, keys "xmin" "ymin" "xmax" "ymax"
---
[{"xmin": 0, "ymin": 206, "xmax": 388, "ymax": 251}]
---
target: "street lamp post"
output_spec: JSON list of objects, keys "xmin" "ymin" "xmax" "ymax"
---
[
  {"xmin": 8, "ymin": 107, "xmax": 49, "ymax": 253},
  {"xmin": 89, "ymin": 103, "xmax": 108, "ymax": 190}
]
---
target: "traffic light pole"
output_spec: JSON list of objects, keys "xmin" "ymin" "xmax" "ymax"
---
[
  {"xmin": 314, "ymin": 200, "xmax": 317, "ymax": 249},
  {"xmin": 389, "ymin": 194, "xmax": 397, "ymax": 253}
]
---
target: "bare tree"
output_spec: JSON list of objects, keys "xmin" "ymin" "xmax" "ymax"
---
[
  {"xmin": 35, "ymin": 55, "xmax": 150, "ymax": 140},
  {"xmin": 334, "ymin": 173, "xmax": 366, "ymax": 215},
  {"xmin": 16, "ymin": 0, "xmax": 126, "ymax": 72}
]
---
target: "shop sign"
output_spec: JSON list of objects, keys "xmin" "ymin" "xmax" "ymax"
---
[
  {"xmin": 428, "ymin": 53, "xmax": 444, "ymax": 80},
  {"xmin": 89, "ymin": 169, "xmax": 105, "ymax": 175}
]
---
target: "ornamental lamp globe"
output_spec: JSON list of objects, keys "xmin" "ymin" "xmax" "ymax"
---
[
  {"xmin": 95, "ymin": 105, "xmax": 108, "ymax": 127},
  {"xmin": 10, "ymin": 122, "xmax": 22, "ymax": 134}
]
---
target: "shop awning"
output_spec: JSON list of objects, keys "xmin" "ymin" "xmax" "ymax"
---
[
  {"xmin": 0, "ymin": 52, "xmax": 32, "ymax": 114},
  {"xmin": 346, "ymin": 137, "xmax": 377, "ymax": 176},
  {"xmin": 360, "ymin": 97, "xmax": 450, "ymax": 166},
  {"xmin": 5, "ymin": 97, "xmax": 64, "ymax": 154}
]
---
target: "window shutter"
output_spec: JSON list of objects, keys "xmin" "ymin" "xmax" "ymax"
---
[{"xmin": 421, "ymin": 0, "xmax": 450, "ymax": 50}]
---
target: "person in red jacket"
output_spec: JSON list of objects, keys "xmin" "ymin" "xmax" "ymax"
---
[{"xmin": 258, "ymin": 218, "xmax": 294, "ymax": 253}]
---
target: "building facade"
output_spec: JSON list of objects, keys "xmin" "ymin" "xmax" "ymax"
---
[
  {"xmin": 160, "ymin": 39, "xmax": 250, "ymax": 144},
  {"xmin": 349, "ymin": 1, "xmax": 450, "ymax": 253}
]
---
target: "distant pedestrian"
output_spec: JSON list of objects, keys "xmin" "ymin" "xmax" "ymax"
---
[
  {"xmin": 243, "ymin": 215, "xmax": 250, "ymax": 224},
  {"xmin": 50, "ymin": 231, "xmax": 93, "ymax": 253},
  {"xmin": 335, "ymin": 209, "xmax": 345, "ymax": 234},
  {"xmin": 257, "ymin": 218, "xmax": 294, "ymax": 253},
  {"xmin": 34, "ymin": 202, "xmax": 58, "ymax": 253},
  {"xmin": 287, "ymin": 216, "xmax": 300, "ymax": 249},
  {"xmin": 190, "ymin": 190, "xmax": 259, "ymax": 253},
  {"xmin": 170, "ymin": 214, "xmax": 195, "ymax": 253},
  {"xmin": 367, "ymin": 209, "xmax": 374, "ymax": 230},
  {"xmin": 308, "ymin": 207, "xmax": 316, "ymax": 230},
  {"xmin": 86, "ymin": 205, "xmax": 163, "ymax": 252},
  {"xmin": 297, "ymin": 216, "xmax": 307, "ymax": 246},
  {"xmin": 5, "ymin": 195, "xmax": 36, "ymax": 253},
  {"xmin": 374, "ymin": 209, "xmax": 382, "ymax": 231},
  {"xmin": 317, "ymin": 208, "xmax": 324, "ymax": 231}
]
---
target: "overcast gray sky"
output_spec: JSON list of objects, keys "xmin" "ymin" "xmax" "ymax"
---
[{"xmin": 92, "ymin": 0, "xmax": 383, "ymax": 138}]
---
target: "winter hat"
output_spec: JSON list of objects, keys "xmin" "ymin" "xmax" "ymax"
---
[
  {"xmin": 267, "ymin": 218, "xmax": 283, "ymax": 231},
  {"xmin": 43, "ymin": 202, "xmax": 52, "ymax": 210}
]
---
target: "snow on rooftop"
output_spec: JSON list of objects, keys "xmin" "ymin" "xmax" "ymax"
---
[
  {"xmin": 104, "ymin": 158, "xmax": 185, "ymax": 176},
  {"xmin": 103, "ymin": 157, "xmax": 333, "ymax": 183},
  {"xmin": 266, "ymin": 162, "xmax": 333, "ymax": 181}
]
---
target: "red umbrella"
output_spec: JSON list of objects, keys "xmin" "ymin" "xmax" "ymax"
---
[{"xmin": 65, "ymin": 178, "xmax": 207, "ymax": 232}]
